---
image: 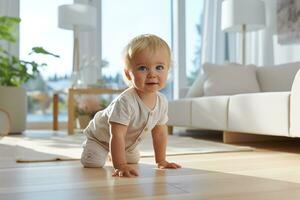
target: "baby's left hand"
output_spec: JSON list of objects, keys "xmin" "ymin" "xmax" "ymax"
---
[{"xmin": 157, "ymin": 160, "xmax": 181, "ymax": 169}]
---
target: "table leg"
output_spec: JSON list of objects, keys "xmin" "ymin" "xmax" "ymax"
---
[
  {"xmin": 68, "ymin": 89, "xmax": 75, "ymax": 135},
  {"xmin": 53, "ymin": 93, "xmax": 59, "ymax": 130}
]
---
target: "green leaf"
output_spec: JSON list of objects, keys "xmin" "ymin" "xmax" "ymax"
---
[
  {"xmin": 0, "ymin": 16, "xmax": 20, "ymax": 43},
  {"xmin": 30, "ymin": 47, "xmax": 60, "ymax": 58},
  {"xmin": 0, "ymin": 16, "xmax": 60, "ymax": 87}
]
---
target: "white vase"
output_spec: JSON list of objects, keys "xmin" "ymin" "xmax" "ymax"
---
[{"xmin": 0, "ymin": 86, "xmax": 27, "ymax": 134}]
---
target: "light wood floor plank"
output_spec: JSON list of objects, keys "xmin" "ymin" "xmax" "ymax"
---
[{"xmin": 1, "ymin": 131, "xmax": 300, "ymax": 199}]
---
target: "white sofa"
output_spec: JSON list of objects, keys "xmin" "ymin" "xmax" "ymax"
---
[{"xmin": 168, "ymin": 62, "xmax": 300, "ymax": 141}]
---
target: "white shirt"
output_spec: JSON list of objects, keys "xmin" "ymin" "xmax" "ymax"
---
[{"xmin": 84, "ymin": 87, "xmax": 168, "ymax": 151}]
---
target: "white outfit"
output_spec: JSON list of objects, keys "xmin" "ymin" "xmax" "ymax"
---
[{"xmin": 81, "ymin": 87, "xmax": 168, "ymax": 168}]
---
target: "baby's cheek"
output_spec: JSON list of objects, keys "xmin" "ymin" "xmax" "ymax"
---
[{"xmin": 161, "ymin": 76, "xmax": 168, "ymax": 84}]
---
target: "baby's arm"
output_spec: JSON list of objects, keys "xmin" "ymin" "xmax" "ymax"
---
[
  {"xmin": 151, "ymin": 125, "xmax": 181, "ymax": 169},
  {"xmin": 109, "ymin": 122, "xmax": 138, "ymax": 177}
]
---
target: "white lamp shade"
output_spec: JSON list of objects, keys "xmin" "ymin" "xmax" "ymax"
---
[
  {"xmin": 58, "ymin": 4, "xmax": 96, "ymax": 31},
  {"xmin": 221, "ymin": 0, "xmax": 266, "ymax": 32}
]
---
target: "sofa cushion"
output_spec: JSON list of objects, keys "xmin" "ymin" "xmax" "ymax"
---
[
  {"xmin": 167, "ymin": 99, "xmax": 192, "ymax": 126},
  {"xmin": 202, "ymin": 63, "xmax": 260, "ymax": 96},
  {"xmin": 191, "ymin": 96, "xmax": 229, "ymax": 130},
  {"xmin": 228, "ymin": 92, "xmax": 290, "ymax": 136},
  {"xmin": 256, "ymin": 62, "xmax": 300, "ymax": 92},
  {"xmin": 186, "ymin": 73, "xmax": 205, "ymax": 98}
]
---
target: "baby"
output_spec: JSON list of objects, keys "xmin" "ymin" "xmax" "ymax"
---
[{"xmin": 81, "ymin": 34, "xmax": 181, "ymax": 177}]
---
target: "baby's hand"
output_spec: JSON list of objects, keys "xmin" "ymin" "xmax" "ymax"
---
[
  {"xmin": 157, "ymin": 160, "xmax": 181, "ymax": 169},
  {"xmin": 112, "ymin": 164, "xmax": 139, "ymax": 177}
]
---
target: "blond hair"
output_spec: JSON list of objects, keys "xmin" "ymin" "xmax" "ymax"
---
[{"xmin": 123, "ymin": 34, "xmax": 171, "ymax": 69}]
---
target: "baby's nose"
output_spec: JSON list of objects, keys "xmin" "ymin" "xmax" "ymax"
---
[
  {"xmin": 147, "ymin": 70, "xmax": 157, "ymax": 77},
  {"xmin": 148, "ymin": 71, "xmax": 156, "ymax": 78}
]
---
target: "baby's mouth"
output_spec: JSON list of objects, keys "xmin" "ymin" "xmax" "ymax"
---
[{"xmin": 146, "ymin": 82, "xmax": 158, "ymax": 85}]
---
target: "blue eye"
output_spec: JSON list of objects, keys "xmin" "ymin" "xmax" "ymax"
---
[
  {"xmin": 137, "ymin": 66, "xmax": 147, "ymax": 72},
  {"xmin": 156, "ymin": 65, "xmax": 164, "ymax": 71}
]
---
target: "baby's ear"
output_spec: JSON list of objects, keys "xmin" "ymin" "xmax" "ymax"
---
[{"xmin": 124, "ymin": 68, "xmax": 131, "ymax": 80}]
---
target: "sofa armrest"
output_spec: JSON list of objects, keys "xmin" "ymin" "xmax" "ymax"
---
[{"xmin": 290, "ymin": 69, "xmax": 300, "ymax": 137}]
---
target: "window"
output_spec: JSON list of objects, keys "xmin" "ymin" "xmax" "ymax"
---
[
  {"xmin": 185, "ymin": 0, "xmax": 204, "ymax": 86},
  {"xmin": 101, "ymin": 0, "xmax": 172, "ymax": 98},
  {"xmin": 20, "ymin": 0, "xmax": 205, "ymax": 128},
  {"xmin": 20, "ymin": 0, "xmax": 73, "ymax": 125}
]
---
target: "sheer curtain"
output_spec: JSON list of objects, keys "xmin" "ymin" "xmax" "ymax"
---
[
  {"xmin": 229, "ymin": 0, "xmax": 275, "ymax": 66},
  {"xmin": 201, "ymin": 0, "xmax": 226, "ymax": 65},
  {"xmin": 243, "ymin": 0, "xmax": 274, "ymax": 66},
  {"xmin": 201, "ymin": 0, "xmax": 274, "ymax": 66}
]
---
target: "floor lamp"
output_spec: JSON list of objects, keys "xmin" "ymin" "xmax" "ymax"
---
[
  {"xmin": 58, "ymin": 4, "xmax": 96, "ymax": 87},
  {"xmin": 221, "ymin": 0, "xmax": 266, "ymax": 65}
]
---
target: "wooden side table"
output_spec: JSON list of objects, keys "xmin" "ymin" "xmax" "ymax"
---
[
  {"xmin": 68, "ymin": 87, "xmax": 124, "ymax": 135},
  {"xmin": 53, "ymin": 93, "xmax": 59, "ymax": 131}
]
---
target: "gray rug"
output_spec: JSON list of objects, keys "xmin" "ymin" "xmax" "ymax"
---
[{"xmin": 0, "ymin": 133, "xmax": 253, "ymax": 162}]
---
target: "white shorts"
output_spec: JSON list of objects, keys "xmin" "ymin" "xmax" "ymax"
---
[{"xmin": 81, "ymin": 138, "xmax": 140, "ymax": 168}]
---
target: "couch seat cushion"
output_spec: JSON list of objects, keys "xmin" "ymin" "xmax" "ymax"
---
[
  {"xmin": 191, "ymin": 96, "xmax": 229, "ymax": 130},
  {"xmin": 228, "ymin": 92, "xmax": 290, "ymax": 136},
  {"xmin": 168, "ymin": 99, "xmax": 192, "ymax": 126}
]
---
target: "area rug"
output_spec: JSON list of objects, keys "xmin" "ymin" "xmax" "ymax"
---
[{"xmin": 0, "ymin": 133, "xmax": 253, "ymax": 162}]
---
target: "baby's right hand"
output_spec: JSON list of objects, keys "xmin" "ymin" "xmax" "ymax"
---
[{"xmin": 112, "ymin": 164, "xmax": 139, "ymax": 177}]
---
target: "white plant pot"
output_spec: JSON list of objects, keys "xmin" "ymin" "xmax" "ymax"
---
[
  {"xmin": 0, "ymin": 108, "xmax": 10, "ymax": 136},
  {"xmin": 0, "ymin": 86, "xmax": 27, "ymax": 133}
]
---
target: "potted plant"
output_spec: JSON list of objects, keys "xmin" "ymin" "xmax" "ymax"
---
[
  {"xmin": 0, "ymin": 16, "xmax": 59, "ymax": 133},
  {"xmin": 75, "ymin": 95, "xmax": 104, "ymax": 129}
]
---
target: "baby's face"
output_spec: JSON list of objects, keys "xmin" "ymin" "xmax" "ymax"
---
[{"xmin": 125, "ymin": 48, "xmax": 169, "ymax": 94}]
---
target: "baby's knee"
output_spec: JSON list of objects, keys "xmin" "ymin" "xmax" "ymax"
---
[
  {"xmin": 126, "ymin": 150, "xmax": 140, "ymax": 164},
  {"xmin": 81, "ymin": 150, "xmax": 106, "ymax": 168}
]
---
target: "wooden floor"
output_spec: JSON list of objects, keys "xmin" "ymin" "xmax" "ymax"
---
[{"xmin": 1, "ymin": 131, "xmax": 300, "ymax": 199}]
